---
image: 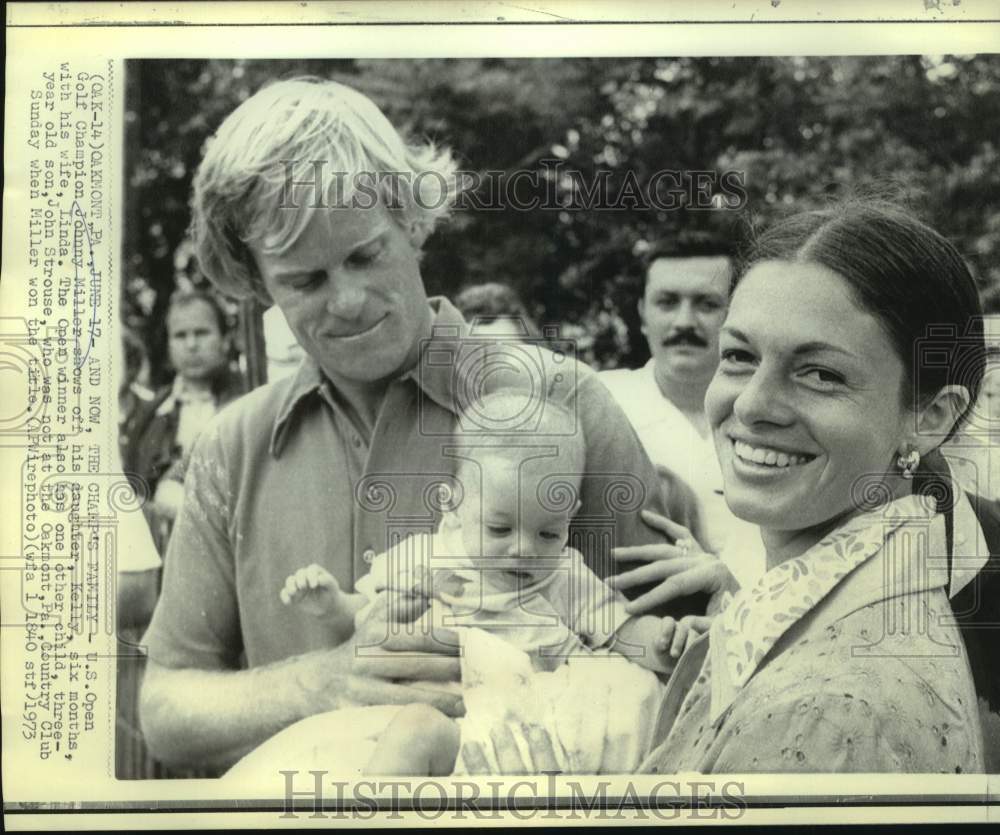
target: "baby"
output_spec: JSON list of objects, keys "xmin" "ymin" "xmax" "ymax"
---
[{"xmin": 281, "ymin": 389, "xmax": 708, "ymax": 774}]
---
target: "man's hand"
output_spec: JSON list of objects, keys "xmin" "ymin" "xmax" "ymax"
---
[
  {"xmin": 141, "ymin": 588, "xmax": 464, "ymax": 771},
  {"xmin": 344, "ymin": 591, "xmax": 464, "ymax": 717}
]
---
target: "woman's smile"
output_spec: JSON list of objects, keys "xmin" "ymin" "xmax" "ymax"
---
[
  {"xmin": 706, "ymin": 259, "xmax": 913, "ymax": 535},
  {"xmin": 730, "ymin": 437, "xmax": 815, "ymax": 468}
]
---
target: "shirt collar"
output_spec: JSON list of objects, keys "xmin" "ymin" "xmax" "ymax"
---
[
  {"xmin": 269, "ymin": 296, "xmax": 469, "ymax": 457},
  {"xmin": 944, "ymin": 470, "xmax": 991, "ymax": 597},
  {"xmin": 912, "ymin": 454, "xmax": 991, "ymax": 596},
  {"xmin": 155, "ymin": 374, "xmax": 216, "ymax": 416},
  {"xmin": 398, "ymin": 297, "xmax": 472, "ymax": 416},
  {"xmin": 707, "ymin": 493, "xmax": 943, "ymax": 725}
]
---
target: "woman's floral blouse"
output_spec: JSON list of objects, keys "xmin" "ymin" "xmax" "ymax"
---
[{"xmin": 641, "ymin": 494, "xmax": 986, "ymax": 773}]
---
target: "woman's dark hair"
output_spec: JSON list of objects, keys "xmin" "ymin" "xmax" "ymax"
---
[{"xmin": 733, "ymin": 201, "xmax": 984, "ymax": 439}]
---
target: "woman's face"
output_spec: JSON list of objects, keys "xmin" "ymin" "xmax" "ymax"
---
[{"xmin": 705, "ymin": 259, "xmax": 913, "ymax": 534}]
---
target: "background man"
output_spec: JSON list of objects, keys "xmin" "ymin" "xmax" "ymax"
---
[
  {"xmin": 601, "ymin": 241, "xmax": 766, "ymax": 588},
  {"xmin": 138, "ymin": 79, "xmax": 727, "ymax": 774},
  {"xmin": 122, "ymin": 289, "xmax": 246, "ymax": 545},
  {"xmin": 118, "ymin": 289, "xmax": 246, "ymax": 778}
]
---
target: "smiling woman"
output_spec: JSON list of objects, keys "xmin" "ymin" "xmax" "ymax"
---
[
  {"xmin": 630, "ymin": 201, "xmax": 998, "ymax": 773},
  {"xmin": 709, "ymin": 258, "xmax": 932, "ymax": 543}
]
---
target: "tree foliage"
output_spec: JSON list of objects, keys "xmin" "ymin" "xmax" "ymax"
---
[{"xmin": 125, "ymin": 56, "xmax": 1000, "ymax": 380}]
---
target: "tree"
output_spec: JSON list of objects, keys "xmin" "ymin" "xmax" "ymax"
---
[{"xmin": 124, "ymin": 55, "xmax": 1000, "ymax": 378}]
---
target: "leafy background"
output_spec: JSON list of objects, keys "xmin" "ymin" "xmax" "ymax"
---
[{"xmin": 123, "ymin": 56, "xmax": 1000, "ymax": 384}]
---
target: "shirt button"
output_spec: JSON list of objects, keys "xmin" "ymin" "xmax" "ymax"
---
[{"xmin": 362, "ymin": 548, "xmax": 376, "ymax": 564}]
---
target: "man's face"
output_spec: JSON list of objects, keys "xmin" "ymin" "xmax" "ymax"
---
[
  {"xmin": 250, "ymin": 203, "xmax": 431, "ymax": 387},
  {"xmin": 640, "ymin": 256, "xmax": 730, "ymax": 384},
  {"xmin": 167, "ymin": 300, "xmax": 228, "ymax": 383}
]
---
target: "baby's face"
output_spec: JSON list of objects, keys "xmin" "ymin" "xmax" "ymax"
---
[{"xmin": 456, "ymin": 455, "xmax": 577, "ymax": 586}]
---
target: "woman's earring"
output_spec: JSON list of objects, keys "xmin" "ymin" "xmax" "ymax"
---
[{"xmin": 896, "ymin": 448, "xmax": 921, "ymax": 480}]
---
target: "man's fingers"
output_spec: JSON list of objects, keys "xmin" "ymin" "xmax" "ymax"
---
[
  {"xmin": 346, "ymin": 676, "xmax": 464, "ymax": 718},
  {"xmin": 356, "ymin": 605, "xmax": 460, "ymax": 653},
  {"xmin": 353, "ymin": 648, "xmax": 461, "ymax": 681},
  {"xmin": 407, "ymin": 608, "xmax": 462, "ymax": 646},
  {"xmin": 362, "ymin": 590, "xmax": 432, "ymax": 625},
  {"xmin": 384, "ymin": 624, "xmax": 461, "ymax": 654}
]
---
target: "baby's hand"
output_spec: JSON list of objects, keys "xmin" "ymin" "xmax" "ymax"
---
[
  {"xmin": 280, "ymin": 563, "xmax": 342, "ymax": 617},
  {"xmin": 656, "ymin": 614, "xmax": 712, "ymax": 660}
]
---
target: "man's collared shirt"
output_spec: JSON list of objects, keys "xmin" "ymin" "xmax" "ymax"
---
[
  {"xmin": 144, "ymin": 298, "xmax": 674, "ymax": 670},
  {"xmin": 156, "ymin": 374, "xmax": 220, "ymax": 456}
]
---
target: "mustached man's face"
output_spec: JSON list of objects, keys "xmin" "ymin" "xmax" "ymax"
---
[{"xmin": 640, "ymin": 256, "xmax": 730, "ymax": 385}]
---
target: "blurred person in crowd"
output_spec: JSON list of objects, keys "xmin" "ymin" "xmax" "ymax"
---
[
  {"xmin": 112, "ymin": 325, "xmax": 175, "ymax": 778},
  {"xmin": 601, "ymin": 241, "xmax": 766, "ymax": 589},
  {"xmin": 121, "ymin": 289, "xmax": 246, "ymax": 548},
  {"xmin": 138, "ymin": 78, "xmax": 731, "ymax": 774},
  {"xmin": 454, "ymin": 281, "xmax": 541, "ymax": 340}
]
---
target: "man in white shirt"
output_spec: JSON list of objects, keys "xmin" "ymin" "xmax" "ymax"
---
[{"xmin": 601, "ymin": 243, "xmax": 765, "ymax": 588}]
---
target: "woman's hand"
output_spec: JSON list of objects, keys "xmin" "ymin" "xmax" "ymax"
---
[{"xmin": 609, "ymin": 509, "xmax": 736, "ymax": 615}]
